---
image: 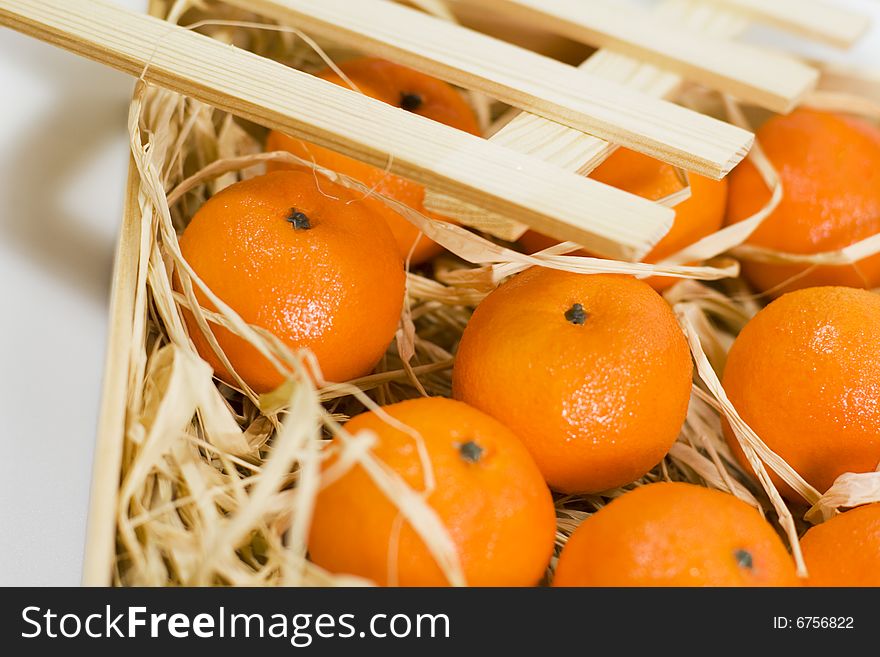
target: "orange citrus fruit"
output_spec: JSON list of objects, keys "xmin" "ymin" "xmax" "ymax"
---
[
  {"xmin": 726, "ymin": 108, "xmax": 880, "ymax": 295},
  {"xmin": 520, "ymin": 147, "xmax": 727, "ymax": 290},
  {"xmin": 801, "ymin": 503, "xmax": 880, "ymax": 586},
  {"xmin": 267, "ymin": 57, "xmax": 480, "ymax": 264},
  {"xmin": 553, "ymin": 482, "xmax": 800, "ymax": 586},
  {"xmin": 722, "ymin": 286, "xmax": 880, "ymax": 500},
  {"xmin": 178, "ymin": 170, "xmax": 405, "ymax": 392},
  {"xmin": 452, "ymin": 268, "xmax": 693, "ymax": 493},
  {"xmin": 308, "ymin": 397, "xmax": 557, "ymax": 586}
]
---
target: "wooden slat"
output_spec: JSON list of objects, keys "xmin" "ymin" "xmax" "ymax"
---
[
  {"xmin": 707, "ymin": 0, "xmax": 871, "ymax": 48},
  {"xmin": 493, "ymin": 1, "xmax": 754, "ymax": 175},
  {"xmin": 82, "ymin": 160, "xmax": 141, "ymax": 586},
  {"xmin": 425, "ymin": 0, "xmax": 748, "ymax": 241},
  {"xmin": 819, "ymin": 63, "xmax": 880, "ymax": 104},
  {"xmin": 425, "ymin": 0, "xmax": 592, "ymax": 64},
  {"xmin": 454, "ymin": 0, "xmax": 817, "ymax": 113},
  {"xmin": 0, "ymin": 0, "xmax": 678, "ymax": 260},
  {"xmin": 224, "ymin": 0, "xmax": 753, "ymax": 179}
]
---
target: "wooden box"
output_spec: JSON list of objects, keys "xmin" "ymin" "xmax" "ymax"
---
[{"xmin": 26, "ymin": 0, "xmax": 872, "ymax": 586}]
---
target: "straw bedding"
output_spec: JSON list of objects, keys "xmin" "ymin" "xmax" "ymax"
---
[{"xmin": 110, "ymin": 0, "xmax": 880, "ymax": 586}]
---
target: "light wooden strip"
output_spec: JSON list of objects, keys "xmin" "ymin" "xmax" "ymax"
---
[
  {"xmin": 457, "ymin": 0, "xmax": 817, "ymax": 113},
  {"xmin": 425, "ymin": 0, "xmax": 748, "ymax": 241},
  {"xmin": 819, "ymin": 63, "xmax": 880, "ymax": 104},
  {"xmin": 491, "ymin": 2, "xmax": 751, "ymax": 175},
  {"xmin": 706, "ymin": 0, "xmax": 870, "ymax": 48},
  {"xmin": 223, "ymin": 0, "xmax": 752, "ymax": 179},
  {"xmin": 417, "ymin": 0, "xmax": 592, "ymax": 64},
  {"xmin": 82, "ymin": 160, "xmax": 141, "ymax": 586},
  {"xmin": 0, "ymin": 0, "xmax": 675, "ymax": 260}
]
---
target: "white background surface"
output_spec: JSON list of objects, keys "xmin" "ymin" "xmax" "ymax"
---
[
  {"xmin": 0, "ymin": 0, "xmax": 878, "ymax": 586},
  {"xmin": 0, "ymin": 0, "xmax": 146, "ymax": 586}
]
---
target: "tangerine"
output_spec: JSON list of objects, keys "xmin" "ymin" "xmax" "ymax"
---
[
  {"xmin": 722, "ymin": 286, "xmax": 880, "ymax": 500},
  {"xmin": 553, "ymin": 482, "xmax": 800, "ymax": 586},
  {"xmin": 801, "ymin": 503, "xmax": 880, "ymax": 587},
  {"xmin": 267, "ymin": 57, "xmax": 480, "ymax": 264},
  {"xmin": 178, "ymin": 170, "xmax": 405, "ymax": 392},
  {"xmin": 308, "ymin": 397, "xmax": 557, "ymax": 586},
  {"xmin": 452, "ymin": 268, "xmax": 692, "ymax": 493},
  {"xmin": 725, "ymin": 108, "xmax": 880, "ymax": 295},
  {"xmin": 520, "ymin": 148, "xmax": 727, "ymax": 291}
]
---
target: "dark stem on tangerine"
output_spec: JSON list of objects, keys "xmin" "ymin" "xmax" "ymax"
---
[
  {"xmin": 565, "ymin": 303, "xmax": 588, "ymax": 325},
  {"xmin": 400, "ymin": 92, "xmax": 424, "ymax": 112},
  {"xmin": 286, "ymin": 209, "xmax": 311, "ymax": 230},
  {"xmin": 458, "ymin": 440, "xmax": 484, "ymax": 464},
  {"xmin": 734, "ymin": 548, "xmax": 754, "ymax": 570}
]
